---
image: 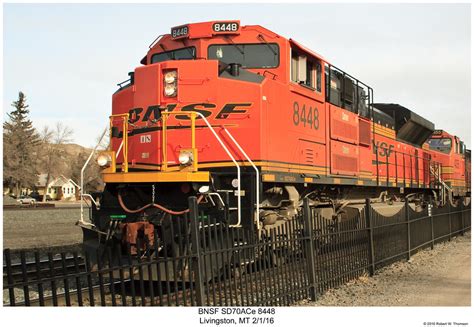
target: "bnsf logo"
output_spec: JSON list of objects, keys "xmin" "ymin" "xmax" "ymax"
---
[
  {"xmin": 128, "ymin": 103, "xmax": 251, "ymax": 124},
  {"xmin": 373, "ymin": 140, "xmax": 394, "ymax": 157}
]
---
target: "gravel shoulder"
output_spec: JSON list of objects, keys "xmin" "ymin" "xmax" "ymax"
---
[
  {"xmin": 3, "ymin": 208, "xmax": 86, "ymax": 251},
  {"xmin": 299, "ymin": 232, "xmax": 471, "ymax": 306}
]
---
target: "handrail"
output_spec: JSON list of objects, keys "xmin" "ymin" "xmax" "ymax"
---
[
  {"xmin": 161, "ymin": 111, "xmax": 197, "ymax": 172},
  {"xmin": 110, "ymin": 113, "xmax": 130, "ymax": 172},
  {"xmin": 222, "ymin": 127, "xmax": 260, "ymax": 232},
  {"xmin": 116, "ymin": 141, "xmax": 124, "ymax": 159},
  {"xmin": 373, "ymin": 143, "xmax": 442, "ymax": 188},
  {"xmin": 80, "ymin": 127, "xmax": 108, "ymax": 225},
  {"xmin": 430, "ymin": 162, "xmax": 452, "ymax": 205},
  {"xmin": 161, "ymin": 111, "xmax": 242, "ymax": 227}
]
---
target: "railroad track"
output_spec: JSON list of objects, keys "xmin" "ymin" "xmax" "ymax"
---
[
  {"xmin": 3, "ymin": 205, "xmax": 84, "ymax": 211},
  {"xmin": 8, "ymin": 279, "xmax": 133, "ymax": 306},
  {"xmin": 3, "ymin": 254, "xmax": 85, "ymax": 284}
]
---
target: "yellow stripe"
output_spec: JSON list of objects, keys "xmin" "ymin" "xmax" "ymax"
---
[
  {"xmin": 262, "ymin": 166, "xmax": 326, "ymax": 175},
  {"xmin": 140, "ymin": 160, "xmax": 329, "ymax": 173},
  {"xmin": 103, "ymin": 171, "xmax": 210, "ymax": 183},
  {"xmin": 374, "ymin": 123, "xmax": 396, "ymax": 137},
  {"xmin": 374, "ymin": 130, "xmax": 396, "ymax": 139},
  {"xmin": 262, "ymin": 174, "xmax": 275, "ymax": 182},
  {"xmin": 374, "ymin": 123, "xmax": 395, "ymax": 132}
]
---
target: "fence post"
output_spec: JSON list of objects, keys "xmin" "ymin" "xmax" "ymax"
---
[
  {"xmin": 448, "ymin": 200, "xmax": 452, "ymax": 241},
  {"xmin": 303, "ymin": 198, "xmax": 318, "ymax": 301},
  {"xmin": 4, "ymin": 249, "xmax": 16, "ymax": 306},
  {"xmin": 365, "ymin": 199, "xmax": 375, "ymax": 276},
  {"xmin": 430, "ymin": 203, "xmax": 435, "ymax": 250},
  {"xmin": 460, "ymin": 200, "xmax": 465, "ymax": 236},
  {"xmin": 189, "ymin": 196, "xmax": 205, "ymax": 306},
  {"xmin": 405, "ymin": 201, "xmax": 411, "ymax": 261}
]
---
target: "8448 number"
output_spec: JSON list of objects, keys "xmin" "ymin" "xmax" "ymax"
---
[{"xmin": 292, "ymin": 101, "xmax": 319, "ymax": 129}]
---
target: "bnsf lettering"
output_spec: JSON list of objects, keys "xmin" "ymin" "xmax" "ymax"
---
[
  {"xmin": 175, "ymin": 103, "xmax": 215, "ymax": 120},
  {"xmin": 129, "ymin": 104, "xmax": 176, "ymax": 124},
  {"xmin": 128, "ymin": 103, "xmax": 251, "ymax": 122},
  {"xmin": 373, "ymin": 141, "xmax": 394, "ymax": 157},
  {"xmin": 215, "ymin": 103, "xmax": 251, "ymax": 119},
  {"xmin": 129, "ymin": 108, "xmax": 143, "ymax": 124}
]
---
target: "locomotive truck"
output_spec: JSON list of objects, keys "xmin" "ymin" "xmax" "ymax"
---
[{"xmin": 79, "ymin": 20, "xmax": 470, "ymax": 275}]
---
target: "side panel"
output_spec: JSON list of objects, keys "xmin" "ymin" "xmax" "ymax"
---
[
  {"xmin": 329, "ymin": 106, "xmax": 359, "ymax": 176},
  {"xmin": 330, "ymin": 105, "xmax": 359, "ymax": 145},
  {"xmin": 262, "ymin": 82, "xmax": 327, "ymax": 176},
  {"xmin": 330, "ymin": 140, "xmax": 359, "ymax": 176}
]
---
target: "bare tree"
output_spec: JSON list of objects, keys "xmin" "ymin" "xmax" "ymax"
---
[
  {"xmin": 69, "ymin": 129, "xmax": 108, "ymax": 195},
  {"xmin": 40, "ymin": 122, "xmax": 74, "ymax": 202}
]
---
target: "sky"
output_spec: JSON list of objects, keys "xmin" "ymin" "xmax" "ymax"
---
[{"xmin": 3, "ymin": 3, "xmax": 471, "ymax": 148}]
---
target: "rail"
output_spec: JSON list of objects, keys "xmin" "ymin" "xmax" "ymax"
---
[
  {"xmin": 222, "ymin": 127, "xmax": 260, "ymax": 231},
  {"xmin": 109, "ymin": 113, "xmax": 130, "ymax": 172},
  {"xmin": 80, "ymin": 127, "xmax": 107, "ymax": 225},
  {"xmin": 430, "ymin": 163, "xmax": 452, "ymax": 205}
]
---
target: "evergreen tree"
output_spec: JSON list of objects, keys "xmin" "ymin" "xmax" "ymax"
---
[{"xmin": 3, "ymin": 92, "xmax": 41, "ymax": 195}]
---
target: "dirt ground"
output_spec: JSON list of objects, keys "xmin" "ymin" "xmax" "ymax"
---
[
  {"xmin": 3, "ymin": 208, "xmax": 86, "ymax": 250},
  {"xmin": 298, "ymin": 232, "xmax": 471, "ymax": 306}
]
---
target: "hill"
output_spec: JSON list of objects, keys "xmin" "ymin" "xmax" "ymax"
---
[{"xmin": 37, "ymin": 143, "xmax": 103, "ymax": 192}]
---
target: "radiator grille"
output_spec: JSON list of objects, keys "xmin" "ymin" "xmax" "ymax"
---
[
  {"xmin": 333, "ymin": 119, "xmax": 358, "ymax": 141},
  {"xmin": 359, "ymin": 119, "xmax": 371, "ymax": 146},
  {"xmin": 333, "ymin": 154, "xmax": 358, "ymax": 173}
]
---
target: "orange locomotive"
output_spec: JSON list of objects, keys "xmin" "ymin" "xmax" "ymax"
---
[{"xmin": 80, "ymin": 20, "xmax": 470, "ymax": 265}]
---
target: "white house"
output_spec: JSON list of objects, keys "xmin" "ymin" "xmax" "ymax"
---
[{"xmin": 36, "ymin": 174, "xmax": 79, "ymax": 200}]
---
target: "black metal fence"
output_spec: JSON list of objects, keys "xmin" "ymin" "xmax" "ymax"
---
[{"xmin": 3, "ymin": 198, "xmax": 471, "ymax": 306}]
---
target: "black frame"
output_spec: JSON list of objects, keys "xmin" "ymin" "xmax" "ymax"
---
[
  {"xmin": 150, "ymin": 46, "xmax": 197, "ymax": 64},
  {"xmin": 207, "ymin": 42, "xmax": 280, "ymax": 69}
]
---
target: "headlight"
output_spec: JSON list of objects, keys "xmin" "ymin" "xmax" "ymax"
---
[
  {"xmin": 178, "ymin": 150, "xmax": 193, "ymax": 165},
  {"xmin": 163, "ymin": 69, "xmax": 178, "ymax": 97},
  {"xmin": 97, "ymin": 153, "xmax": 112, "ymax": 167},
  {"xmin": 164, "ymin": 71, "xmax": 177, "ymax": 84},
  {"xmin": 164, "ymin": 84, "xmax": 177, "ymax": 97}
]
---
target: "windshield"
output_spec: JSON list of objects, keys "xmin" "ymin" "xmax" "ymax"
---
[
  {"xmin": 208, "ymin": 43, "xmax": 279, "ymax": 69},
  {"xmin": 427, "ymin": 138, "xmax": 452, "ymax": 154},
  {"xmin": 151, "ymin": 47, "xmax": 196, "ymax": 64}
]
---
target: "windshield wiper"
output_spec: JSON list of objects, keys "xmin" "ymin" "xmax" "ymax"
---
[
  {"xmin": 257, "ymin": 34, "xmax": 277, "ymax": 56},
  {"xmin": 180, "ymin": 40, "xmax": 195, "ymax": 58},
  {"xmin": 225, "ymin": 36, "xmax": 244, "ymax": 55}
]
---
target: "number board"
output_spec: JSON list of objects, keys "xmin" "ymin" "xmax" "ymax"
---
[
  {"xmin": 171, "ymin": 25, "xmax": 189, "ymax": 39},
  {"xmin": 212, "ymin": 22, "xmax": 240, "ymax": 33}
]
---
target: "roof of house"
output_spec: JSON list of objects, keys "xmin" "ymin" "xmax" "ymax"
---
[
  {"xmin": 49, "ymin": 176, "xmax": 70, "ymax": 187},
  {"xmin": 36, "ymin": 174, "xmax": 77, "ymax": 188}
]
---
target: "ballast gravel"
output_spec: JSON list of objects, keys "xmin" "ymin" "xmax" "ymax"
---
[
  {"xmin": 297, "ymin": 232, "xmax": 471, "ymax": 306},
  {"xmin": 3, "ymin": 208, "xmax": 86, "ymax": 251}
]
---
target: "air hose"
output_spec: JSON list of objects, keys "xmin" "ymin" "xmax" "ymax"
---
[{"xmin": 117, "ymin": 191, "xmax": 203, "ymax": 215}]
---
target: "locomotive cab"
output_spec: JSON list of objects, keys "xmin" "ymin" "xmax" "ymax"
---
[{"xmin": 426, "ymin": 130, "xmax": 468, "ymax": 196}]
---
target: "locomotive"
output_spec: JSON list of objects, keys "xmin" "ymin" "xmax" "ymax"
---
[{"xmin": 79, "ymin": 20, "xmax": 470, "ymax": 271}]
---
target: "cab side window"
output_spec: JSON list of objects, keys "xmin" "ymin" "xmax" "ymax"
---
[{"xmin": 291, "ymin": 48, "xmax": 321, "ymax": 93}]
